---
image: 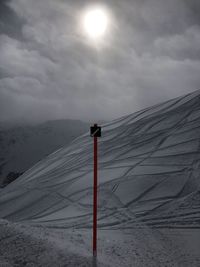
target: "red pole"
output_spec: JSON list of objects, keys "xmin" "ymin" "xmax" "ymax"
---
[{"xmin": 93, "ymin": 135, "xmax": 98, "ymax": 256}]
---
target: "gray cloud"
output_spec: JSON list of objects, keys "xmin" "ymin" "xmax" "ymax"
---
[
  {"xmin": 154, "ymin": 25, "xmax": 200, "ymax": 60},
  {"xmin": 0, "ymin": 0, "xmax": 200, "ymax": 123},
  {"xmin": 0, "ymin": 0, "xmax": 24, "ymax": 39}
]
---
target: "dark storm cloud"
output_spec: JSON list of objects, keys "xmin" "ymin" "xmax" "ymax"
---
[
  {"xmin": 0, "ymin": 0, "xmax": 200, "ymax": 123},
  {"xmin": 0, "ymin": 0, "xmax": 24, "ymax": 39}
]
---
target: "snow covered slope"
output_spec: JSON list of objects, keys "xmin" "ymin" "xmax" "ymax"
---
[
  {"xmin": 0, "ymin": 90, "xmax": 200, "ymax": 229},
  {"xmin": 0, "ymin": 119, "xmax": 89, "ymax": 186}
]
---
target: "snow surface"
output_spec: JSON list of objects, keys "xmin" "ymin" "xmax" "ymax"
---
[
  {"xmin": 1, "ymin": 219, "xmax": 199, "ymax": 267},
  {"xmin": 1, "ymin": 90, "xmax": 200, "ymax": 265}
]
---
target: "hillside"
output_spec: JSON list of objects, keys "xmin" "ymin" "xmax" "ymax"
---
[
  {"xmin": 0, "ymin": 90, "xmax": 200, "ymax": 229},
  {"xmin": 0, "ymin": 119, "xmax": 89, "ymax": 186}
]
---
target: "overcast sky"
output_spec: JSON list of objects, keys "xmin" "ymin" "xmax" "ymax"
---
[{"xmin": 0, "ymin": 0, "xmax": 200, "ymax": 123}]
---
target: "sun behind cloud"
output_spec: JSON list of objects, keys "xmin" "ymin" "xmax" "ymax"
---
[{"xmin": 82, "ymin": 6, "xmax": 109, "ymax": 40}]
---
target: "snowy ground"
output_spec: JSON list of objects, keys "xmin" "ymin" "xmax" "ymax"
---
[
  {"xmin": 1, "ymin": 91, "xmax": 200, "ymax": 266},
  {"xmin": 0, "ymin": 219, "xmax": 199, "ymax": 267}
]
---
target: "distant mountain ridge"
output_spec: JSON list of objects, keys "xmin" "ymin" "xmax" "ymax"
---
[
  {"xmin": 0, "ymin": 90, "xmax": 200, "ymax": 229},
  {"xmin": 0, "ymin": 119, "xmax": 90, "ymax": 186}
]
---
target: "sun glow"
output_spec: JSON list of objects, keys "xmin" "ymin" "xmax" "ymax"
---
[{"xmin": 82, "ymin": 6, "xmax": 109, "ymax": 40}]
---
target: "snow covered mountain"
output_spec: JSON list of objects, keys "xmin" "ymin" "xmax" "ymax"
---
[
  {"xmin": 0, "ymin": 120, "xmax": 89, "ymax": 186},
  {"xmin": 0, "ymin": 90, "xmax": 200, "ymax": 229}
]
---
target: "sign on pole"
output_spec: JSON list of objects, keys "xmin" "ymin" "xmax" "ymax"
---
[{"xmin": 90, "ymin": 123, "xmax": 101, "ymax": 257}]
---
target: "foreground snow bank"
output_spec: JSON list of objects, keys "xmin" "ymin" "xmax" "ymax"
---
[
  {"xmin": 0, "ymin": 219, "xmax": 199, "ymax": 266},
  {"xmin": 0, "ymin": 219, "xmax": 108, "ymax": 267}
]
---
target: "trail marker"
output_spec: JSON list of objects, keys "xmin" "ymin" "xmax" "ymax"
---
[{"xmin": 90, "ymin": 123, "xmax": 101, "ymax": 257}]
